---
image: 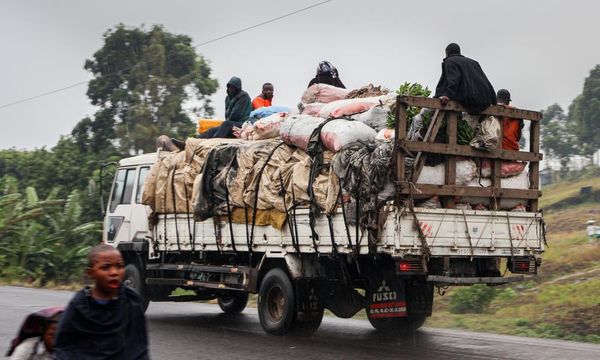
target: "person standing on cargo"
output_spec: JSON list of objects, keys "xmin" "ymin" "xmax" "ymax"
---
[
  {"xmin": 198, "ymin": 76, "xmax": 252, "ymax": 138},
  {"xmin": 308, "ymin": 61, "xmax": 346, "ymax": 89},
  {"xmin": 252, "ymin": 83, "xmax": 274, "ymax": 110},
  {"xmin": 496, "ymin": 89, "xmax": 524, "ymax": 151},
  {"xmin": 434, "ymin": 43, "xmax": 496, "ymax": 113}
]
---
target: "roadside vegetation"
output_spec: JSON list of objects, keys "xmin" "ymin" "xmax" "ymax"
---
[
  {"xmin": 0, "ymin": 177, "xmax": 101, "ymax": 286},
  {"xmin": 427, "ymin": 171, "xmax": 600, "ymax": 343}
]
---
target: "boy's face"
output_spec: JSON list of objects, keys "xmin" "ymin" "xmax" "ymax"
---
[
  {"xmin": 87, "ymin": 250, "xmax": 125, "ymax": 295},
  {"xmin": 262, "ymin": 85, "xmax": 273, "ymax": 100}
]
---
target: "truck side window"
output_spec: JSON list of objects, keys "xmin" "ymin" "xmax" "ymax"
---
[
  {"xmin": 109, "ymin": 168, "xmax": 135, "ymax": 212},
  {"xmin": 135, "ymin": 167, "xmax": 150, "ymax": 204}
]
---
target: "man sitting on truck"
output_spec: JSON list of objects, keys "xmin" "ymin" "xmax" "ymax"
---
[
  {"xmin": 198, "ymin": 76, "xmax": 252, "ymax": 138},
  {"xmin": 434, "ymin": 43, "xmax": 496, "ymax": 114},
  {"xmin": 496, "ymin": 89, "xmax": 524, "ymax": 151},
  {"xmin": 252, "ymin": 83, "xmax": 274, "ymax": 110}
]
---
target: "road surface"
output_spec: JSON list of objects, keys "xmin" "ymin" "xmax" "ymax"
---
[{"xmin": 1, "ymin": 286, "xmax": 599, "ymax": 359}]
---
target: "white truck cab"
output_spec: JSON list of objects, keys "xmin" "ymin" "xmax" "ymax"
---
[{"xmin": 103, "ymin": 153, "xmax": 157, "ymax": 245}]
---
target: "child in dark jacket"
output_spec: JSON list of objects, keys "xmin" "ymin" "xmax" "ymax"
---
[{"xmin": 54, "ymin": 244, "xmax": 150, "ymax": 360}]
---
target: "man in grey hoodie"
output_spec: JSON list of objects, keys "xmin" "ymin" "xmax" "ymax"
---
[{"xmin": 198, "ymin": 76, "xmax": 252, "ymax": 138}]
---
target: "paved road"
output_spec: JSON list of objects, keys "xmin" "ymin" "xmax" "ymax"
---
[{"xmin": 1, "ymin": 286, "xmax": 599, "ymax": 359}]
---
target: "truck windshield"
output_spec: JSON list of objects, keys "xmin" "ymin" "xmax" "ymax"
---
[{"xmin": 109, "ymin": 168, "xmax": 135, "ymax": 212}]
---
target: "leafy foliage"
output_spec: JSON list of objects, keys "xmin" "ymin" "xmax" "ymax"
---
[
  {"xmin": 541, "ymin": 104, "xmax": 576, "ymax": 170},
  {"xmin": 449, "ymin": 284, "xmax": 497, "ymax": 314},
  {"xmin": 0, "ymin": 182, "xmax": 100, "ymax": 284},
  {"xmin": 79, "ymin": 24, "xmax": 219, "ymax": 155},
  {"xmin": 568, "ymin": 65, "xmax": 600, "ymax": 158},
  {"xmin": 387, "ymin": 82, "xmax": 432, "ymax": 128}
]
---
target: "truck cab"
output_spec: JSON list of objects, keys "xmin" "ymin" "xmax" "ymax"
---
[{"xmin": 103, "ymin": 153, "xmax": 156, "ymax": 247}]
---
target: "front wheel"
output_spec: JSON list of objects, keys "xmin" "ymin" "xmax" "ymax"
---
[
  {"xmin": 218, "ymin": 292, "xmax": 249, "ymax": 314},
  {"xmin": 123, "ymin": 263, "xmax": 149, "ymax": 312},
  {"xmin": 258, "ymin": 268, "xmax": 296, "ymax": 335}
]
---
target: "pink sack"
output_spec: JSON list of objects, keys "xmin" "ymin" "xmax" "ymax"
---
[
  {"xmin": 301, "ymin": 84, "xmax": 350, "ymax": 104},
  {"xmin": 301, "ymin": 102, "xmax": 325, "ymax": 116},
  {"xmin": 329, "ymin": 102, "xmax": 376, "ymax": 118},
  {"xmin": 253, "ymin": 113, "xmax": 286, "ymax": 139},
  {"xmin": 481, "ymin": 160, "xmax": 527, "ymax": 178}
]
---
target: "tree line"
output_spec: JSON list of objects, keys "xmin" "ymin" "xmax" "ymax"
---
[
  {"xmin": 541, "ymin": 65, "xmax": 600, "ymax": 170},
  {"xmin": 0, "ymin": 24, "xmax": 218, "ymax": 284}
]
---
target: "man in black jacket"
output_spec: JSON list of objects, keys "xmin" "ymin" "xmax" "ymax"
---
[
  {"xmin": 198, "ymin": 76, "xmax": 252, "ymax": 138},
  {"xmin": 434, "ymin": 43, "xmax": 496, "ymax": 113}
]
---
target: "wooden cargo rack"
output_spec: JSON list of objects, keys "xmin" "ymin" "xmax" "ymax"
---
[{"xmin": 394, "ymin": 96, "xmax": 543, "ymax": 212}]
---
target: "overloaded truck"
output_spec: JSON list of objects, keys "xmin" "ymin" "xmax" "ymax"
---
[{"xmin": 103, "ymin": 95, "xmax": 546, "ymax": 335}]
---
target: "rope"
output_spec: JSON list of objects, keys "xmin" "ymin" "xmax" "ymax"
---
[
  {"xmin": 224, "ymin": 156, "xmax": 237, "ymax": 253},
  {"xmin": 182, "ymin": 171, "xmax": 194, "ymax": 253},
  {"xmin": 337, "ymin": 178, "xmax": 354, "ymax": 252},
  {"xmin": 250, "ymin": 142, "xmax": 286, "ymax": 259},
  {"xmin": 169, "ymin": 166, "xmax": 181, "ymax": 252},
  {"xmin": 279, "ymin": 172, "xmax": 300, "ymax": 254}
]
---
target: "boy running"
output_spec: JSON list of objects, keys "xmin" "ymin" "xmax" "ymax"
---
[{"xmin": 54, "ymin": 244, "xmax": 149, "ymax": 359}]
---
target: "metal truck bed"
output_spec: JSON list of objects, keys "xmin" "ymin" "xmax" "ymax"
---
[{"xmin": 150, "ymin": 206, "xmax": 545, "ymax": 258}]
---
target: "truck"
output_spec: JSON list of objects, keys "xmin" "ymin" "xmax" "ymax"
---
[{"xmin": 102, "ymin": 96, "xmax": 546, "ymax": 335}]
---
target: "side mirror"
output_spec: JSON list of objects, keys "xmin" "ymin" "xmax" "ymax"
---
[{"xmin": 99, "ymin": 162, "xmax": 118, "ymax": 217}]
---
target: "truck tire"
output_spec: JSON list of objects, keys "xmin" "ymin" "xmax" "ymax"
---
[
  {"xmin": 217, "ymin": 293, "xmax": 249, "ymax": 314},
  {"xmin": 258, "ymin": 268, "xmax": 296, "ymax": 335},
  {"xmin": 366, "ymin": 314, "xmax": 426, "ymax": 334},
  {"xmin": 124, "ymin": 264, "xmax": 149, "ymax": 313}
]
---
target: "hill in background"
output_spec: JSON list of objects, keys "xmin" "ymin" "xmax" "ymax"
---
[{"xmin": 427, "ymin": 171, "xmax": 600, "ymax": 343}]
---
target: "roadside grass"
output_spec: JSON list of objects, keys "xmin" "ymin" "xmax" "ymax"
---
[
  {"xmin": 428, "ymin": 277, "xmax": 600, "ymax": 343},
  {"xmin": 428, "ymin": 176, "xmax": 600, "ymax": 344},
  {"xmin": 539, "ymin": 176, "xmax": 599, "ymax": 209}
]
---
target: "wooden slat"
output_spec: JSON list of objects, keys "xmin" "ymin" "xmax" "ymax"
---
[
  {"xmin": 398, "ymin": 141, "xmax": 542, "ymax": 162},
  {"xmin": 444, "ymin": 112, "xmax": 457, "ymax": 208},
  {"xmin": 398, "ymin": 95, "xmax": 542, "ymax": 121},
  {"xmin": 398, "ymin": 183, "xmax": 541, "ymax": 199},
  {"xmin": 396, "ymin": 103, "xmax": 407, "ymax": 183},
  {"xmin": 412, "ymin": 110, "xmax": 444, "ymax": 182},
  {"xmin": 529, "ymin": 121, "xmax": 541, "ymax": 211}
]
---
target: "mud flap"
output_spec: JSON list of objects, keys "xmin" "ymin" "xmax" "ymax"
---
[
  {"xmin": 405, "ymin": 279, "xmax": 434, "ymax": 317},
  {"xmin": 367, "ymin": 275, "xmax": 407, "ymax": 319},
  {"xmin": 295, "ymin": 279, "xmax": 323, "ymax": 317}
]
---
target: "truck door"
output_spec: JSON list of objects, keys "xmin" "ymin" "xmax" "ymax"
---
[
  {"xmin": 129, "ymin": 166, "xmax": 151, "ymax": 241},
  {"xmin": 105, "ymin": 167, "xmax": 136, "ymax": 244}
]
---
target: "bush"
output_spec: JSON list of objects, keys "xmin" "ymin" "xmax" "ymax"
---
[{"xmin": 449, "ymin": 285, "xmax": 497, "ymax": 314}]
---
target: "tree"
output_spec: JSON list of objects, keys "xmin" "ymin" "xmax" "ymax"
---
[
  {"xmin": 80, "ymin": 24, "xmax": 219, "ymax": 155},
  {"xmin": 568, "ymin": 65, "xmax": 600, "ymax": 159},
  {"xmin": 541, "ymin": 104, "xmax": 576, "ymax": 171}
]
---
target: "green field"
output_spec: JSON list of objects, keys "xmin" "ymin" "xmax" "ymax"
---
[{"xmin": 426, "ymin": 175, "xmax": 600, "ymax": 343}]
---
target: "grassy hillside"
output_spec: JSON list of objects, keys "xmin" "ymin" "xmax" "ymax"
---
[{"xmin": 427, "ymin": 174, "xmax": 600, "ymax": 343}]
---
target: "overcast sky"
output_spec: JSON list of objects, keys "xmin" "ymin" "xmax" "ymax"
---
[{"xmin": 1, "ymin": 0, "xmax": 599, "ymax": 150}]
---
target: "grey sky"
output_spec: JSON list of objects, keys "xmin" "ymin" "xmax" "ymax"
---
[{"xmin": 1, "ymin": 0, "xmax": 598, "ymax": 150}]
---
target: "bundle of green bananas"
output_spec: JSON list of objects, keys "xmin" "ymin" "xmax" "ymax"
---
[{"xmin": 387, "ymin": 82, "xmax": 432, "ymax": 128}]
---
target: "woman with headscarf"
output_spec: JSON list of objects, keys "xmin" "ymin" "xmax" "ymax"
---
[{"xmin": 308, "ymin": 61, "xmax": 346, "ymax": 89}]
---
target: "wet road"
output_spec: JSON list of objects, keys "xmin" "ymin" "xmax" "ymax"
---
[{"xmin": 1, "ymin": 286, "xmax": 599, "ymax": 359}]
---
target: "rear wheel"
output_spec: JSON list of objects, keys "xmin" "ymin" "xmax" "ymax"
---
[
  {"xmin": 257, "ymin": 268, "xmax": 323, "ymax": 336},
  {"xmin": 367, "ymin": 314, "xmax": 426, "ymax": 333},
  {"xmin": 124, "ymin": 263, "xmax": 149, "ymax": 312},
  {"xmin": 218, "ymin": 292, "xmax": 249, "ymax": 314}
]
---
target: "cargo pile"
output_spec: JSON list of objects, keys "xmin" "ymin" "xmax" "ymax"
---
[{"xmin": 142, "ymin": 83, "xmax": 531, "ymax": 234}]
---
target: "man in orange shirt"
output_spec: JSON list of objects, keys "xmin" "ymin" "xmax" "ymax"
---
[
  {"xmin": 252, "ymin": 83, "xmax": 274, "ymax": 110},
  {"xmin": 497, "ymin": 89, "xmax": 523, "ymax": 151}
]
